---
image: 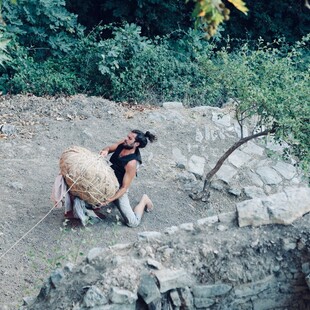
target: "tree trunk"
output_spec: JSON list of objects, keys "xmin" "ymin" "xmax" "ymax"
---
[{"xmin": 190, "ymin": 128, "xmax": 275, "ymax": 201}]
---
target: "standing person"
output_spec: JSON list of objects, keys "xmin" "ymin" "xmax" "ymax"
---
[{"xmin": 99, "ymin": 129, "xmax": 157, "ymax": 227}]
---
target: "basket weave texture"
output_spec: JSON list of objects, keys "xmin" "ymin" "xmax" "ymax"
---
[{"xmin": 59, "ymin": 146, "xmax": 119, "ymax": 206}]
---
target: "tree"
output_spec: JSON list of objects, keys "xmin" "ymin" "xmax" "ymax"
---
[
  {"xmin": 0, "ymin": 0, "xmax": 15, "ymax": 23},
  {"xmin": 66, "ymin": 0, "xmax": 194, "ymax": 37},
  {"xmin": 190, "ymin": 35, "xmax": 310, "ymax": 201},
  {"xmin": 0, "ymin": 0, "xmax": 14, "ymax": 68}
]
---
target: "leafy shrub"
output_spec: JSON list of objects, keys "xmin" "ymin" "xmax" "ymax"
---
[
  {"xmin": 0, "ymin": 31, "xmax": 11, "ymax": 67},
  {"xmin": 2, "ymin": 22, "xmax": 219, "ymax": 103},
  {"xmin": 2, "ymin": 0, "xmax": 85, "ymax": 59},
  {"xmin": 97, "ymin": 23, "xmax": 218, "ymax": 105},
  {"xmin": 199, "ymin": 35, "xmax": 310, "ymax": 170},
  {"xmin": 2, "ymin": 58, "xmax": 80, "ymax": 96},
  {"xmin": 2, "ymin": 11, "xmax": 308, "ymax": 127},
  {"xmin": 0, "ymin": 26, "xmax": 103, "ymax": 96}
]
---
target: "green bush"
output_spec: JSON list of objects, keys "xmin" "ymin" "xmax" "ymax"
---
[
  {"xmin": 199, "ymin": 35, "xmax": 310, "ymax": 170},
  {"xmin": 2, "ymin": 0, "xmax": 85, "ymax": 59},
  {"xmin": 97, "ymin": 23, "xmax": 219, "ymax": 106},
  {"xmin": 0, "ymin": 28, "xmax": 103, "ymax": 96},
  {"xmin": 2, "ymin": 16, "xmax": 308, "ymax": 119},
  {"xmin": 200, "ymin": 36, "xmax": 310, "ymax": 108},
  {"xmin": 2, "ymin": 23, "xmax": 220, "ymax": 103},
  {"xmin": 2, "ymin": 58, "xmax": 79, "ymax": 96}
]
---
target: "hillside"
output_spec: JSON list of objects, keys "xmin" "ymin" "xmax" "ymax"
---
[{"xmin": 0, "ymin": 94, "xmax": 309, "ymax": 309}]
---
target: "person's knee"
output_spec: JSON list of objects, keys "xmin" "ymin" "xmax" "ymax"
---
[
  {"xmin": 126, "ymin": 222, "xmax": 139, "ymax": 228},
  {"xmin": 125, "ymin": 214, "xmax": 141, "ymax": 228}
]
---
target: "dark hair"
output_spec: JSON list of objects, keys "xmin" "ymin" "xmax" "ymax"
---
[{"xmin": 132, "ymin": 129, "xmax": 157, "ymax": 148}]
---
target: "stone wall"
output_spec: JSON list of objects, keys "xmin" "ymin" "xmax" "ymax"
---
[{"xmin": 22, "ymin": 209, "xmax": 310, "ymax": 310}]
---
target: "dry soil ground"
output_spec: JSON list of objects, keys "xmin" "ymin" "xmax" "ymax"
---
[{"xmin": 0, "ymin": 94, "xmax": 308, "ymax": 309}]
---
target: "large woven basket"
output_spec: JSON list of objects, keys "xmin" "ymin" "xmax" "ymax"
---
[{"xmin": 59, "ymin": 146, "xmax": 119, "ymax": 206}]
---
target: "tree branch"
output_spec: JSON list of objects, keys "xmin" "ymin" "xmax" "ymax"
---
[{"xmin": 202, "ymin": 127, "xmax": 275, "ymax": 192}]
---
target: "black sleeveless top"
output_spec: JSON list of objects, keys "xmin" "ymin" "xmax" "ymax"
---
[{"xmin": 110, "ymin": 144, "xmax": 142, "ymax": 186}]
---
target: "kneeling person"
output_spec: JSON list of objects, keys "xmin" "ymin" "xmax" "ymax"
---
[{"xmin": 100, "ymin": 130, "xmax": 156, "ymax": 227}]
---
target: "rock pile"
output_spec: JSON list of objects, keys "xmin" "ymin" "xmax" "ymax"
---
[
  {"xmin": 21, "ymin": 208, "xmax": 310, "ymax": 310},
  {"xmin": 163, "ymin": 103, "xmax": 306, "ymax": 204},
  {"xmin": 237, "ymin": 187, "xmax": 310, "ymax": 227}
]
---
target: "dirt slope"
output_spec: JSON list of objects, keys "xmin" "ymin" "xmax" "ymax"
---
[{"xmin": 0, "ymin": 94, "xmax": 308, "ymax": 309}]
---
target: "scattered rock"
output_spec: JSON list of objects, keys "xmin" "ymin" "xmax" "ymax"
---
[
  {"xmin": 272, "ymin": 161, "xmax": 297, "ymax": 180},
  {"xmin": 256, "ymin": 166, "xmax": 282, "ymax": 185},
  {"xmin": 0, "ymin": 124, "xmax": 16, "ymax": 136},
  {"xmin": 237, "ymin": 187, "xmax": 310, "ymax": 227},
  {"xmin": 0, "ymin": 94, "xmax": 309, "ymax": 310},
  {"xmin": 162, "ymin": 101, "xmax": 184, "ymax": 109},
  {"xmin": 215, "ymin": 164, "xmax": 238, "ymax": 183},
  {"xmin": 188, "ymin": 155, "xmax": 206, "ymax": 177},
  {"xmin": 83, "ymin": 286, "xmax": 108, "ymax": 307},
  {"xmin": 228, "ymin": 149, "xmax": 252, "ymax": 168},
  {"xmin": 154, "ymin": 269, "xmax": 192, "ymax": 293}
]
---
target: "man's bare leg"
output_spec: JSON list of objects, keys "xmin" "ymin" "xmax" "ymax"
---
[{"xmin": 133, "ymin": 194, "xmax": 154, "ymax": 218}]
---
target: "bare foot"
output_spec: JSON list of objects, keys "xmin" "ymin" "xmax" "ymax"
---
[{"xmin": 143, "ymin": 194, "xmax": 154, "ymax": 212}]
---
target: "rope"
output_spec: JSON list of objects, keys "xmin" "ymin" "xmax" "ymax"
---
[
  {"xmin": 0, "ymin": 205, "xmax": 56, "ymax": 261},
  {"xmin": 0, "ymin": 152, "xmax": 111, "ymax": 261}
]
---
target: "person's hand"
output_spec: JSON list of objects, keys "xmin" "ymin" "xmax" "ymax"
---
[
  {"xmin": 99, "ymin": 198, "xmax": 112, "ymax": 207},
  {"xmin": 100, "ymin": 149, "xmax": 109, "ymax": 157}
]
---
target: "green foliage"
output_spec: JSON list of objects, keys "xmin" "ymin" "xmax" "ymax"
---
[
  {"xmin": 2, "ymin": 58, "xmax": 79, "ymax": 96},
  {"xmin": 2, "ymin": 0, "xmax": 85, "ymax": 59},
  {"xmin": 200, "ymin": 35, "xmax": 310, "ymax": 170},
  {"xmin": 66, "ymin": 0, "xmax": 193, "ymax": 37},
  {"xmin": 0, "ymin": 31, "xmax": 10, "ymax": 67},
  {"xmin": 2, "ymin": 21, "xmax": 219, "ymax": 102},
  {"xmin": 224, "ymin": 0, "xmax": 310, "ymax": 43},
  {"xmin": 97, "ymin": 23, "xmax": 215, "ymax": 105},
  {"xmin": 0, "ymin": 23, "xmax": 103, "ymax": 95}
]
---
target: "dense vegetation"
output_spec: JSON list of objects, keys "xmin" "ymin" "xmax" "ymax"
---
[
  {"xmin": 0, "ymin": 0, "xmax": 308, "ymax": 100},
  {"xmin": 0, "ymin": 0, "xmax": 309, "ymax": 170}
]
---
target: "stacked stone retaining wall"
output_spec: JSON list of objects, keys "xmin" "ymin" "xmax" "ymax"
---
[{"xmin": 22, "ymin": 210, "xmax": 310, "ymax": 310}]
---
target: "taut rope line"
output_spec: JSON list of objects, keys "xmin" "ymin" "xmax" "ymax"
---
[{"xmin": 0, "ymin": 154, "xmax": 110, "ymax": 261}]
